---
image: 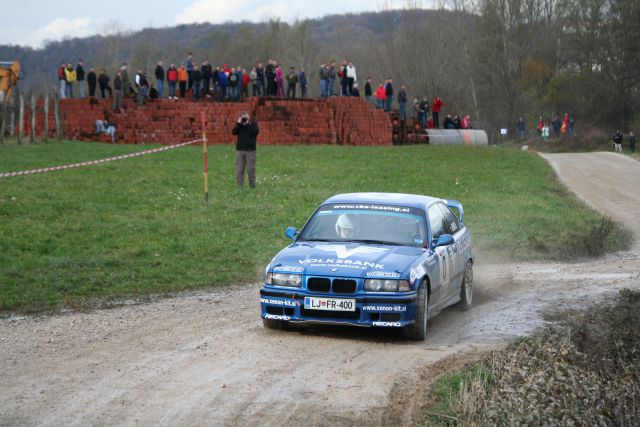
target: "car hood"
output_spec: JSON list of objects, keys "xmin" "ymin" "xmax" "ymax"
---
[{"xmin": 269, "ymin": 241, "xmax": 425, "ymax": 279}]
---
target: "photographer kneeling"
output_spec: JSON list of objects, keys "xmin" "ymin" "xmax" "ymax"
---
[{"xmin": 232, "ymin": 112, "xmax": 260, "ymax": 188}]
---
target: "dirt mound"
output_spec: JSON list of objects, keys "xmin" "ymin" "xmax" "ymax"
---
[{"xmin": 436, "ymin": 289, "xmax": 640, "ymax": 426}]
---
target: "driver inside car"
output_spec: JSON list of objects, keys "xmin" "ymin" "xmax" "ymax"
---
[{"xmin": 335, "ymin": 214, "xmax": 356, "ymax": 239}]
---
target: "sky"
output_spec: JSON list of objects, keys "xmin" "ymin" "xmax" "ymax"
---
[{"xmin": 0, "ymin": 0, "xmax": 429, "ymax": 49}]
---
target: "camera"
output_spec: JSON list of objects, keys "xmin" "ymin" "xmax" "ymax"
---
[{"xmin": 241, "ymin": 116, "xmax": 249, "ymax": 124}]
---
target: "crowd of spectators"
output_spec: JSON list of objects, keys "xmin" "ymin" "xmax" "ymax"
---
[{"xmin": 57, "ymin": 54, "xmax": 472, "ymax": 129}]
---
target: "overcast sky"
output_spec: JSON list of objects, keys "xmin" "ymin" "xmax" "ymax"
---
[{"xmin": 0, "ymin": 0, "xmax": 433, "ymax": 49}]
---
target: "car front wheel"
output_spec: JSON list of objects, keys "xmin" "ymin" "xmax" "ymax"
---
[
  {"xmin": 404, "ymin": 280, "xmax": 428, "ymax": 341},
  {"xmin": 459, "ymin": 261, "xmax": 473, "ymax": 309}
]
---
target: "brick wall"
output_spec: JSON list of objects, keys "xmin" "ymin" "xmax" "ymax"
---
[{"xmin": 23, "ymin": 96, "xmax": 393, "ymax": 146}]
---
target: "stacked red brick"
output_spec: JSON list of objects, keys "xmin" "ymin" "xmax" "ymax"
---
[{"xmin": 22, "ymin": 97, "xmax": 392, "ymax": 146}]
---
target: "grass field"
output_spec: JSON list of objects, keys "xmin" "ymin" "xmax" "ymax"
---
[{"xmin": 0, "ymin": 141, "xmax": 628, "ymax": 312}]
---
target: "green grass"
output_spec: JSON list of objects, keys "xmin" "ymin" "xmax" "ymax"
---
[{"xmin": 0, "ymin": 141, "xmax": 629, "ymax": 312}]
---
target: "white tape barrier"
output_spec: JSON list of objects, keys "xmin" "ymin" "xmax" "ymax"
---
[{"xmin": 0, "ymin": 139, "xmax": 203, "ymax": 179}]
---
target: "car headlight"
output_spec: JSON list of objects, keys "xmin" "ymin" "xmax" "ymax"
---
[
  {"xmin": 365, "ymin": 279, "xmax": 410, "ymax": 292},
  {"xmin": 266, "ymin": 272, "xmax": 302, "ymax": 288}
]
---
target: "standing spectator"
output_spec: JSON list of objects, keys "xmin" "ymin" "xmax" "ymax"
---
[
  {"xmin": 201, "ymin": 60, "xmax": 212, "ymax": 97},
  {"xmin": 87, "ymin": 67, "xmax": 97, "ymax": 97},
  {"xmin": 241, "ymin": 68, "xmax": 250, "ymax": 99},
  {"xmin": 112, "ymin": 70, "xmax": 123, "ymax": 112},
  {"xmin": 232, "ymin": 112, "xmax": 260, "ymax": 188},
  {"xmin": 186, "ymin": 52, "xmax": 195, "ymax": 89},
  {"xmin": 351, "ymin": 83, "xmax": 360, "ymax": 97},
  {"xmin": 517, "ymin": 117, "xmax": 525, "ymax": 140},
  {"xmin": 192, "ymin": 65, "xmax": 202, "ymax": 100},
  {"xmin": 98, "ymin": 69, "xmax": 111, "ymax": 98},
  {"xmin": 375, "ymin": 83, "xmax": 386, "ymax": 109},
  {"xmin": 134, "ymin": 69, "xmax": 142, "ymax": 95},
  {"xmin": 64, "ymin": 63, "xmax": 77, "ymax": 98},
  {"xmin": 155, "ymin": 61, "xmax": 165, "ymax": 98},
  {"xmin": 250, "ymin": 67, "xmax": 259, "ymax": 96},
  {"xmin": 228, "ymin": 67, "xmax": 239, "ymax": 101},
  {"xmin": 568, "ymin": 117, "xmax": 575, "ymax": 137},
  {"xmin": 120, "ymin": 63, "xmax": 131, "ymax": 97},
  {"xmin": 462, "ymin": 115, "xmax": 472, "ymax": 129},
  {"xmin": 256, "ymin": 62, "xmax": 265, "ymax": 96},
  {"xmin": 397, "ymin": 84, "xmax": 407, "ymax": 120},
  {"xmin": 319, "ymin": 63, "xmax": 329, "ymax": 97},
  {"xmin": 613, "ymin": 129, "xmax": 623, "ymax": 152},
  {"xmin": 76, "ymin": 60, "xmax": 86, "ymax": 98},
  {"xmin": 432, "ymin": 97, "xmax": 444, "ymax": 128},
  {"xmin": 552, "ymin": 114, "xmax": 561, "ymax": 137},
  {"xmin": 561, "ymin": 113, "xmax": 570, "ymax": 135},
  {"xmin": 629, "ymin": 131, "xmax": 636, "ymax": 153},
  {"xmin": 384, "ymin": 78, "xmax": 394, "ymax": 112},
  {"xmin": 420, "ymin": 97, "xmax": 430, "ymax": 128},
  {"xmin": 364, "ymin": 77, "xmax": 372, "ymax": 102},
  {"xmin": 217, "ymin": 67, "xmax": 228, "ymax": 101},
  {"xmin": 167, "ymin": 64, "xmax": 178, "ymax": 99},
  {"xmin": 346, "ymin": 61, "xmax": 356, "ymax": 95},
  {"xmin": 211, "ymin": 65, "xmax": 220, "ymax": 100},
  {"xmin": 339, "ymin": 60, "xmax": 348, "ymax": 96},
  {"xmin": 177, "ymin": 64, "xmax": 188, "ymax": 98},
  {"xmin": 413, "ymin": 98, "xmax": 424, "ymax": 125},
  {"xmin": 275, "ymin": 64, "xmax": 284, "ymax": 97},
  {"xmin": 58, "ymin": 62, "xmax": 67, "ymax": 98},
  {"xmin": 537, "ymin": 116, "xmax": 544, "ymax": 136},
  {"xmin": 328, "ymin": 62, "xmax": 336, "ymax": 96},
  {"xmin": 265, "ymin": 60, "xmax": 275, "ymax": 96},
  {"xmin": 299, "ymin": 67, "xmax": 308, "ymax": 99},
  {"xmin": 286, "ymin": 66, "xmax": 298, "ymax": 98}
]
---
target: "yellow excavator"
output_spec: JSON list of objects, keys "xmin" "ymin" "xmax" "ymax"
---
[{"xmin": 0, "ymin": 60, "xmax": 21, "ymax": 103}]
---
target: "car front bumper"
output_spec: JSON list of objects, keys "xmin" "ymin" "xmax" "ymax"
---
[{"xmin": 260, "ymin": 286, "xmax": 419, "ymax": 328}]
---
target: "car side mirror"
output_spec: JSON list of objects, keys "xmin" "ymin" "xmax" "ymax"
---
[
  {"xmin": 434, "ymin": 234, "xmax": 454, "ymax": 247},
  {"xmin": 285, "ymin": 227, "xmax": 298, "ymax": 241}
]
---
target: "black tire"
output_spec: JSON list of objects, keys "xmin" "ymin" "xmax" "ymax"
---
[
  {"xmin": 404, "ymin": 280, "xmax": 428, "ymax": 341},
  {"xmin": 262, "ymin": 318, "xmax": 287, "ymax": 330},
  {"xmin": 459, "ymin": 261, "xmax": 473, "ymax": 309}
]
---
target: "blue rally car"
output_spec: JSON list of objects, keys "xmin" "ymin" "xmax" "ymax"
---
[{"xmin": 260, "ymin": 193, "xmax": 473, "ymax": 340}]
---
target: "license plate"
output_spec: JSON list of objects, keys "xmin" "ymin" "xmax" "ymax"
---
[{"xmin": 304, "ymin": 297, "xmax": 356, "ymax": 312}]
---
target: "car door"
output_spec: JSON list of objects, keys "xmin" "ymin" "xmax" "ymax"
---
[
  {"xmin": 427, "ymin": 204, "xmax": 454, "ymax": 309},
  {"xmin": 438, "ymin": 203, "xmax": 466, "ymax": 290}
]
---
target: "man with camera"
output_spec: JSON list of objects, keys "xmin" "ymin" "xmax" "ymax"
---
[{"xmin": 232, "ymin": 112, "xmax": 260, "ymax": 188}]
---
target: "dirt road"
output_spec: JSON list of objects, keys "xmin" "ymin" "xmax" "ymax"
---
[{"xmin": 1, "ymin": 152, "xmax": 639, "ymax": 426}]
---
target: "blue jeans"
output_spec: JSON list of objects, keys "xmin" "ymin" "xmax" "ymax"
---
[
  {"xmin": 218, "ymin": 85, "xmax": 227, "ymax": 101},
  {"xmin": 78, "ymin": 82, "xmax": 85, "ymax": 98},
  {"xmin": 66, "ymin": 82, "xmax": 74, "ymax": 98},
  {"xmin": 320, "ymin": 79, "xmax": 328, "ymax": 97},
  {"xmin": 385, "ymin": 95, "xmax": 393, "ymax": 112},
  {"xmin": 59, "ymin": 80, "xmax": 67, "ymax": 98},
  {"xmin": 156, "ymin": 79, "xmax": 164, "ymax": 97},
  {"xmin": 399, "ymin": 102, "xmax": 406, "ymax": 120},
  {"xmin": 328, "ymin": 78, "xmax": 335, "ymax": 96},
  {"xmin": 168, "ymin": 81, "xmax": 176, "ymax": 98},
  {"xmin": 376, "ymin": 99, "xmax": 384, "ymax": 109},
  {"xmin": 193, "ymin": 82, "xmax": 201, "ymax": 99}
]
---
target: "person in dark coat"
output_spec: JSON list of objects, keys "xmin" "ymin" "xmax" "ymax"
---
[
  {"xmin": 265, "ymin": 60, "xmax": 276, "ymax": 96},
  {"xmin": 87, "ymin": 67, "xmax": 97, "ymax": 97},
  {"xmin": 154, "ymin": 61, "xmax": 165, "ymax": 98},
  {"xmin": 98, "ymin": 69, "xmax": 112, "ymax": 98},
  {"xmin": 364, "ymin": 77, "xmax": 372, "ymax": 102},
  {"xmin": 397, "ymin": 84, "xmax": 408, "ymax": 120},
  {"xmin": 201, "ymin": 60, "xmax": 212, "ymax": 97},
  {"xmin": 232, "ymin": 112, "xmax": 260, "ymax": 188},
  {"xmin": 76, "ymin": 60, "xmax": 86, "ymax": 98}
]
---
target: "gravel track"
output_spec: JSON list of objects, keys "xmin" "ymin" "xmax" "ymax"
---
[{"xmin": 1, "ymin": 152, "xmax": 638, "ymax": 426}]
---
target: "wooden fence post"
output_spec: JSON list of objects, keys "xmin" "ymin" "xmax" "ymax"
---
[
  {"xmin": 0, "ymin": 101, "xmax": 5, "ymax": 144},
  {"xmin": 54, "ymin": 94, "xmax": 61, "ymax": 140},
  {"xmin": 30, "ymin": 94, "xmax": 36, "ymax": 143},
  {"xmin": 18, "ymin": 93, "xmax": 24, "ymax": 144},
  {"xmin": 9, "ymin": 93, "xmax": 15, "ymax": 137},
  {"xmin": 44, "ymin": 94, "xmax": 49, "ymax": 142}
]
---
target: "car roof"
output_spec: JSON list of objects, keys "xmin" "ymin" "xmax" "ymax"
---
[{"xmin": 323, "ymin": 192, "xmax": 443, "ymax": 211}]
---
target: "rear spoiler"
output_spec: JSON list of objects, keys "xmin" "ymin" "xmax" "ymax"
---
[{"xmin": 446, "ymin": 199, "xmax": 464, "ymax": 223}]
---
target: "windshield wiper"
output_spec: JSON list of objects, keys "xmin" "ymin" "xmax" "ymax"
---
[{"xmin": 347, "ymin": 239, "xmax": 399, "ymax": 245}]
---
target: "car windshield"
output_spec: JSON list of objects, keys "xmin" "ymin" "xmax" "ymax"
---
[{"xmin": 298, "ymin": 203, "xmax": 427, "ymax": 247}]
